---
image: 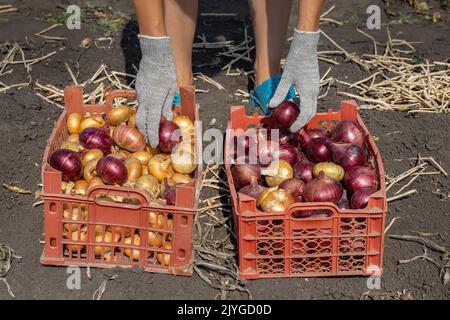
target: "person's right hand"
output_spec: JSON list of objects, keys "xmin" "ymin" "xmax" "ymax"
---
[{"xmin": 135, "ymin": 35, "xmax": 177, "ymax": 148}]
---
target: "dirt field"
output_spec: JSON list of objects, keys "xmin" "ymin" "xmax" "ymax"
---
[{"xmin": 0, "ymin": 0, "xmax": 449, "ymax": 300}]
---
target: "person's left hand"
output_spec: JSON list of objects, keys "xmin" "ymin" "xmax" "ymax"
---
[{"xmin": 269, "ymin": 29, "xmax": 320, "ymax": 133}]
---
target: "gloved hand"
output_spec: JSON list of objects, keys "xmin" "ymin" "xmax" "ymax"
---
[
  {"xmin": 135, "ymin": 35, "xmax": 177, "ymax": 148},
  {"xmin": 269, "ymin": 29, "xmax": 320, "ymax": 133}
]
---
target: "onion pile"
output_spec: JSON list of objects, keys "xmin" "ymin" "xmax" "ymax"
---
[
  {"xmin": 50, "ymin": 108, "xmax": 197, "ymax": 206},
  {"xmin": 230, "ymin": 103, "xmax": 380, "ymax": 213}
]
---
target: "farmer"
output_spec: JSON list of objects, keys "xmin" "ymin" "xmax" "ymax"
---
[{"xmin": 133, "ymin": 0, "xmax": 323, "ymax": 147}]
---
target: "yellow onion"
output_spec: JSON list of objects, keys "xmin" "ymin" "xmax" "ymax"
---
[
  {"xmin": 94, "ymin": 230, "xmax": 120, "ymax": 256},
  {"xmin": 257, "ymin": 188, "xmax": 295, "ymax": 213},
  {"xmin": 117, "ymin": 149, "xmax": 130, "ymax": 159},
  {"xmin": 135, "ymin": 175, "xmax": 160, "ymax": 200},
  {"xmin": 83, "ymin": 158, "xmax": 99, "ymax": 182},
  {"xmin": 124, "ymin": 234, "xmax": 141, "ymax": 261},
  {"xmin": 74, "ymin": 180, "xmax": 88, "ymax": 196},
  {"xmin": 63, "ymin": 207, "xmax": 88, "ymax": 232},
  {"xmin": 149, "ymin": 212, "xmax": 166, "ymax": 229},
  {"xmin": 156, "ymin": 241, "xmax": 172, "ymax": 266},
  {"xmin": 124, "ymin": 157, "xmax": 142, "ymax": 182},
  {"xmin": 106, "ymin": 106, "xmax": 131, "ymax": 125},
  {"xmin": 169, "ymin": 173, "xmax": 193, "ymax": 186},
  {"xmin": 313, "ymin": 162, "xmax": 345, "ymax": 181},
  {"xmin": 79, "ymin": 116, "xmax": 105, "ymax": 132},
  {"xmin": 67, "ymin": 134, "xmax": 79, "ymax": 143},
  {"xmin": 61, "ymin": 141, "xmax": 82, "ymax": 152},
  {"xmin": 170, "ymin": 142, "xmax": 197, "ymax": 174},
  {"xmin": 63, "ymin": 226, "xmax": 88, "ymax": 253},
  {"xmin": 148, "ymin": 231, "xmax": 163, "ymax": 248},
  {"xmin": 82, "ymin": 149, "xmax": 103, "ymax": 166},
  {"xmin": 67, "ymin": 113, "xmax": 83, "ymax": 134},
  {"xmin": 129, "ymin": 151, "xmax": 152, "ymax": 165},
  {"xmin": 141, "ymin": 165, "xmax": 149, "ymax": 175},
  {"xmin": 261, "ymin": 160, "xmax": 293, "ymax": 187},
  {"xmin": 148, "ymin": 154, "xmax": 174, "ymax": 182},
  {"xmin": 113, "ymin": 125, "xmax": 146, "ymax": 152},
  {"xmin": 128, "ymin": 114, "xmax": 136, "ymax": 128},
  {"xmin": 172, "ymin": 115, "xmax": 195, "ymax": 139},
  {"xmin": 87, "ymin": 176, "xmax": 104, "ymax": 192}
]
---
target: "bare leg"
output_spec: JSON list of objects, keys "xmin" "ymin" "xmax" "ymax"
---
[
  {"xmin": 133, "ymin": 0, "xmax": 198, "ymax": 88},
  {"xmin": 165, "ymin": 0, "xmax": 198, "ymax": 87},
  {"xmin": 249, "ymin": 0, "xmax": 293, "ymax": 86}
]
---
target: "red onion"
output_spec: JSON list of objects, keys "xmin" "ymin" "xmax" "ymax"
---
[
  {"xmin": 269, "ymin": 128, "xmax": 295, "ymax": 146},
  {"xmin": 305, "ymin": 138, "xmax": 331, "ymax": 163},
  {"xmin": 293, "ymin": 162, "xmax": 314, "ymax": 183},
  {"xmin": 271, "ymin": 101, "xmax": 299, "ymax": 128},
  {"xmin": 297, "ymin": 151, "xmax": 310, "ymax": 164},
  {"xmin": 344, "ymin": 166, "xmax": 378, "ymax": 192},
  {"xmin": 279, "ymin": 178, "xmax": 305, "ymax": 201},
  {"xmin": 162, "ymin": 179, "xmax": 176, "ymax": 205},
  {"xmin": 292, "ymin": 210, "xmax": 314, "ymax": 219},
  {"xmin": 258, "ymin": 139, "xmax": 279, "ymax": 166},
  {"xmin": 238, "ymin": 176, "xmax": 266, "ymax": 199},
  {"xmin": 303, "ymin": 172, "xmax": 343, "ymax": 204},
  {"xmin": 159, "ymin": 117, "xmax": 182, "ymax": 153},
  {"xmin": 337, "ymin": 189, "xmax": 350, "ymax": 210},
  {"xmin": 234, "ymin": 133, "xmax": 258, "ymax": 160},
  {"xmin": 331, "ymin": 120, "xmax": 364, "ymax": 147},
  {"xmin": 49, "ymin": 149, "xmax": 83, "ymax": 182},
  {"xmin": 231, "ymin": 160, "xmax": 263, "ymax": 190},
  {"xmin": 274, "ymin": 144, "xmax": 299, "ymax": 166},
  {"xmin": 96, "ymin": 156, "xmax": 128, "ymax": 185},
  {"xmin": 295, "ymin": 128, "xmax": 328, "ymax": 149},
  {"xmin": 326, "ymin": 141, "xmax": 366, "ymax": 170},
  {"xmin": 351, "ymin": 187, "xmax": 377, "ymax": 209},
  {"xmin": 79, "ymin": 127, "xmax": 112, "ymax": 155}
]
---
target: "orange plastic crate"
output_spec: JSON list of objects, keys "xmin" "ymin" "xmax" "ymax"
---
[
  {"xmin": 40, "ymin": 86, "xmax": 202, "ymax": 276},
  {"xmin": 225, "ymin": 101, "xmax": 387, "ymax": 279}
]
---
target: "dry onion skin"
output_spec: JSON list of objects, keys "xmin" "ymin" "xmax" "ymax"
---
[
  {"xmin": 83, "ymin": 158, "xmax": 99, "ymax": 182},
  {"xmin": 148, "ymin": 154, "xmax": 174, "ymax": 182},
  {"xmin": 134, "ymin": 175, "xmax": 161, "ymax": 200},
  {"xmin": 313, "ymin": 162, "xmax": 345, "ymax": 181},
  {"xmin": 170, "ymin": 142, "xmax": 197, "ymax": 174},
  {"xmin": 79, "ymin": 116, "xmax": 105, "ymax": 132},
  {"xmin": 124, "ymin": 157, "xmax": 142, "ymax": 182},
  {"xmin": 87, "ymin": 176, "xmax": 104, "ymax": 192},
  {"xmin": 67, "ymin": 113, "xmax": 83, "ymax": 134},
  {"xmin": 258, "ymin": 188, "xmax": 295, "ymax": 213},
  {"xmin": 67, "ymin": 134, "xmax": 80, "ymax": 143},
  {"xmin": 261, "ymin": 160, "xmax": 294, "ymax": 187},
  {"xmin": 169, "ymin": 173, "xmax": 193, "ymax": 186},
  {"xmin": 128, "ymin": 114, "xmax": 136, "ymax": 128},
  {"xmin": 129, "ymin": 150, "xmax": 152, "ymax": 165},
  {"xmin": 106, "ymin": 106, "xmax": 131, "ymax": 126},
  {"xmin": 60, "ymin": 141, "xmax": 82, "ymax": 152},
  {"xmin": 172, "ymin": 115, "xmax": 195, "ymax": 140},
  {"xmin": 74, "ymin": 180, "xmax": 88, "ymax": 196},
  {"xmin": 82, "ymin": 149, "xmax": 104, "ymax": 166}
]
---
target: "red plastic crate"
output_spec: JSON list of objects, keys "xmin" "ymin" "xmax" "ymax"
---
[
  {"xmin": 40, "ymin": 86, "xmax": 202, "ymax": 276},
  {"xmin": 225, "ymin": 101, "xmax": 387, "ymax": 279}
]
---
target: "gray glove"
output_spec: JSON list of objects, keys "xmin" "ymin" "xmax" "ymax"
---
[
  {"xmin": 269, "ymin": 29, "xmax": 320, "ymax": 133},
  {"xmin": 135, "ymin": 35, "xmax": 177, "ymax": 148}
]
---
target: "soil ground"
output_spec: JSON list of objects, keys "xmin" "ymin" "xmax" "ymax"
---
[{"xmin": 0, "ymin": 0, "xmax": 449, "ymax": 300}]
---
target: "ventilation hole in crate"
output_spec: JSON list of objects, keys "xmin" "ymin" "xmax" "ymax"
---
[
  {"xmin": 49, "ymin": 202, "xmax": 56, "ymax": 213},
  {"xmin": 149, "ymin": 211, "xmax": 171, "ymax": 229},
  {"xmin": 292, "ymin": 228, "xmax": 332, "ymax": 237},
  {"xmin": 291, "ymin": 238, "xmax": 332, "ymax": 255},
  {"xmin": 340, "ymin": 217, "xmax": 368, "ymax": 235},
  {"xmin": 256, "ymin": 219, "xmax": 284, "ymax": 237},
  {"xmin": 338, "ymin": 255, "xmax": 365, "ymax": 272},
  {"xmin": 257, "ymin": 240, "xmax": 284, "ymax": 256},
  {"xmin": 339, "ymin": 237, "xmax": 366, "ymax": 254},
  {"xmin": 147, "ymin": 231, "xmax": 164, "ymax": 248},
  {"xmin": 257, "ymin": 258, "xmax": 285, "ymax": 274},
  {"xmin": 168, "ymin": 213, "xmax": 174, "ymax": 229},
  {"xmin": 291, "ymin": 256, "xmax": 332, "ymax": 274}
]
